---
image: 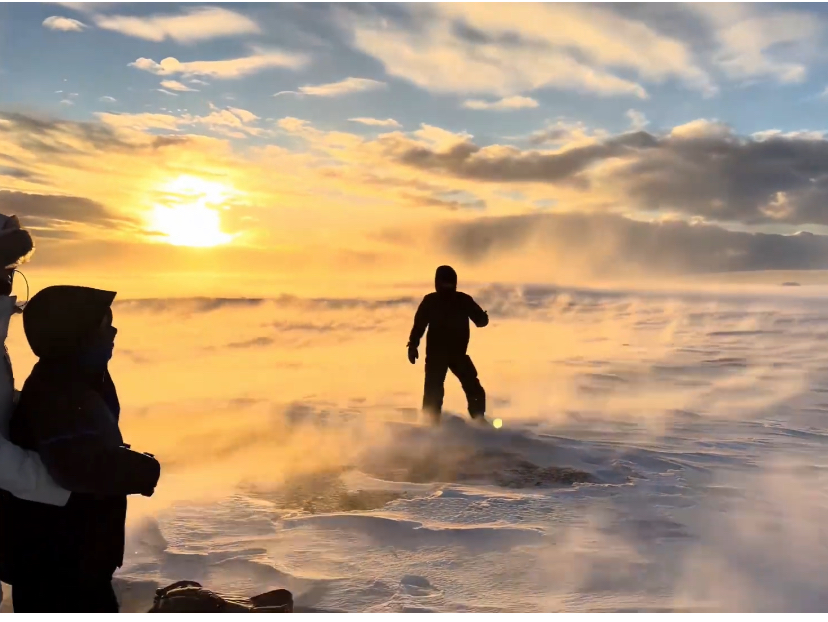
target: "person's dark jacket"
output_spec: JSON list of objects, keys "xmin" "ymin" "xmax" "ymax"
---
[
  {"xmin": 407, "ymin": 290, "xmax": 489, "ymax": 357},
  {"xmin": 0, "ymin": 285, "xmax": 160, "ymax": 583}
]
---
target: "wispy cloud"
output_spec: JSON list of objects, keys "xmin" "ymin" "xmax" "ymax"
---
[
  {"xmin": 95, "ymin": 112, "xmax": 184, "ymax": 131},
  {"xmin": 93, "ymin": 6, "xmax": 260, "ymax": 44},
  {"xmin": 130, "ymin": 50, "xmax": 308, "ymax": 80},
  {"xmin": 462, "ymin": 96, "xmax": 540, "ymax": 111},
  {"xmin": 157, "ymin": 89, "xmax": 179, "ymax": 97},
  {"xmin": 99, "ymin": 95, "xmax": 117, "ymax": 103},
  {"xmin": 97, "ymin": 105, "xmax": 264, "ymax": 138},
  {"xmin": 343, "ymin": 3, "xmax": 716, "ymax": 99},
  {"xmin": 160, "ymin": 80, "xmax": 198, "ymax": 93},
  {"xmin": 693, "ymin": 4, "xmax": 821, "ymax": 85},
  {"xmin": 349, "ymin": 118, "xmax": 402, "ymax": 128},
  {"xmin": 226, "ymin": 107, "xmax": 258, "ymax": 124},
  {"xmin": 42, "ymin": 15, "xmax": 86, "ymax": 31},
  {"xmin": 297, "ymin": 77, "xmax": 386, "ymax": 97},
  {"xmin": 58, "ymin": 92, "xmax": 79, "ymax": 105},
  {"xmin": 276, "ymin": 117, "xmax": 310, "ymax": 133},
  {"xmin": 626, "ymin": 109, "xmax": 649, "ymax": 131}
]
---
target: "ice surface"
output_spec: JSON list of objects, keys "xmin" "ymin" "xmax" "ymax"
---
[{"xmin": 29, "ymin": 284, "xmax": 828, "ymax": 612}]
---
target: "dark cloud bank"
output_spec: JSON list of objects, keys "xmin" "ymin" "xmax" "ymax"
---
[
  {"xmin": 391, "ymin": 124, "xmax": 828, "ymax": 228},
  {"xmin": 441, "ymin": 212, "xmax": 828, "ymax": 276}
]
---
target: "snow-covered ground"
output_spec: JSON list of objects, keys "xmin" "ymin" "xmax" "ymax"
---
[{"xmin": 10, "ymin": 284, "xmax": 828, "ymax": 612}]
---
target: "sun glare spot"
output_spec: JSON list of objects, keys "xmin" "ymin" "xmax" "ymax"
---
[{"xmin": 149, "ymin": 175, "xmax": 237, "ymax": 248}]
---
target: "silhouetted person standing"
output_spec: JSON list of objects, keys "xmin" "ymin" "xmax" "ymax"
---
[
  {"xmin": 407, "ymin": 266, "xmax": 489, "ymax": 423},
  {"xmin": 0, "ymin": 285, "xmax": 161, "ymax": 612}
]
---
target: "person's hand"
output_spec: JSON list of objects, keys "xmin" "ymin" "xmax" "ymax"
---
[
  {"xmin": 139, "ymin": 453, "xmax": 161, "ymax": 497},
  {"xmin": 408, "ymin": 345, "xmax": 418, "ymax": 364}
]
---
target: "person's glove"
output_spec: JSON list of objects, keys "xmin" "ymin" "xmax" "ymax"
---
[
  {"xmin": 407, "ymin": 344, "xmax": 418, "ymax": 365},
  {"xmin": 135, "ymin": 451, "xmax": 161, "ymax": 497}
]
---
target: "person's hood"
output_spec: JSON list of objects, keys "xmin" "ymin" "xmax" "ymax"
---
[
  {"xmin": 0, "ymin": 295, "xmax": 16, "ymax": 344},
  {"xmin": 434, "ymin": 265, "xmax": 457, "ymax": 293},
  {"xmin": 23, "ymin": 285, "xmax": 116, "ymax": 359}
]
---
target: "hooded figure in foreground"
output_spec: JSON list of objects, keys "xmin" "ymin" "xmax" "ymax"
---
[
  {"xmin": 0, "ymin": 285, "xmax": 161, "ymax": 612},
  {"xmin": 407, "ymin": 266, "xmax": 489, "ymax": 423}
]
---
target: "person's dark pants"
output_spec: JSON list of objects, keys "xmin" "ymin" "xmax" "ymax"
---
[
  {"xmin": 12, "ymin": 576, "xmax": 119, "ymax": 612},
  {"xmin": 422, "ymin": 352, "xmax": 486, "ymax": 422}
]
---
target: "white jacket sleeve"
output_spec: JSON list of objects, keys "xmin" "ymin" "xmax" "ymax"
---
[
  {"xmin": 0, "ymin": 384, "xmax": 70, "ymax": 506},
  {"xmin": 0, "ymin": 433, "xmax": 70, "ymax": 506}
]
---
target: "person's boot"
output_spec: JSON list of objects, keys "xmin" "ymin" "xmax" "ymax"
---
[
  {"xmin": 468, "ymin": 394, "xmax": 486, "ymax": 421},
  {"xmin": 423, "ymin": 406, "xmax": 441, "ymax": 426}
]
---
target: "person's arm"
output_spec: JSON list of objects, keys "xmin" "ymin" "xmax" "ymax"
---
[
  {"xmin": 0, "ymin": 434, "xmax": 71, "ymax": 506},
  {"xmin": 39, "ymin": 438, "xmax": 160, "ymax": 496},
  {"xmin": 407, "ymin": 296, "xmax": 431, "ymax": 348},
  {"xmin": 30, "ymin": 389, "xmax": 160, "ymax": 497},
  {"xmin": 465, "ymin": 295, "xmax": 489, "ymax": 328}
]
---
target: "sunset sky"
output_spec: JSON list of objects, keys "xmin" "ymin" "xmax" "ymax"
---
[{"xmin": 4, "ymin": 2, "xmax": 828, "ymax": 297}]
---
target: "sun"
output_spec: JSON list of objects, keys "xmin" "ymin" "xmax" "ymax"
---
[{"xmin": 149, "ymin": 175, "xmax": 237, "ymax": 248}]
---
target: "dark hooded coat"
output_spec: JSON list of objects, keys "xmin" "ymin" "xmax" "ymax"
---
[
  {"xmin": 407, "ymin": 266, "xmax": 489, "ymax": 356},
  {"xmin": 0, "ymin": 285, "xmax": 160, "ymax": 583}
]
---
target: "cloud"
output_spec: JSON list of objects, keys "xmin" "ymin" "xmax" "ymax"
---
[
  {"xmin": 96, "ymin": 112, "xmax": 183, "ymax": 132},
  {"xmin": 276, "ymin": 117, "xmax": 311, "ymax": 133},
  {"xmin": 524, "ymin": 120, "xmax": 606, "ymax": 146},
  {"xmin": 606, "ymin": 122, "xmax": 828, "ymax": 227},
  {"xmin": 130, "ymin": 50, "xmax": 308, "ymax": 80},
  {"xmin": 441, "ymin": 211, "xmax": 828, "ymax": 276},
  {"xmin": 406, "ymin": 192, "xmax": 487, "ymax": 211},
  {"xmin": 268, "ymin": 319, "xmax": 382, "ymax": 333},
  {"xmin": 160, "ymin": 80, "xmax": 197, "ymax": 92},
  {"xmin": 157, "ymin": 89, "xmax": 179, "ymax": 97},
  {"xmin": 193, "ymin": 107, "xmax": 263, "ymax": 137},
  {"xmin": 49, "ymin": 2, "xmax": 108, "ymax": 14},
  {"xmin": 226, "ymin": 107, "xmax": 258, "ymax": 125},
  {"xmin": 226, "ymin": 336, "xmax": 275, "ymax": 349},
  {"xmin": 626, "ymin": 109, "xmax": 649, "ymax": 131},
  {"xmin": 372, "ymin": 118, "xmax": 828, "ymax": 228},
  {"xmin": 97, "ymin": 106, "xmax": 263, "ymax": 138},
  {"xmin": 99, "ymin": 96, "xmax": 117, "ymax": 103},
  {"xmin": 342, "ymin": 3, "xmax": 713, "ymax": 98},
  {"xmin": 115, "ymin": 297, "xmax": 265, "ymax": 315},
  {"xmin": 0, "ymin": 166, "xmax": 39, "ymax": 182},
  {"xmin": 297, "ymin": 77, "xmax": 386, "ymax": 97},
  {"xmin": 111, "ymin": 296, "xmax": 412, "ymax": 318},
  {"xmin": 0, "ymin": 190, "xmax": 133, "ymax": 231},
  {"xmin": 462, "ymin": 96, "xmax": 540, "ymax": 111},
  {"xmin": 0, "ymin": 110, "xmax": 192, "ymax": 157},
  {"xmin": 349, "ymin": 118, "xmax": 401, "ymax": 128},
  {"xmin": 273, "ymin": 295, "xmax": 416, "ymax": 311},
  {"xmin": 390, "ymin": 129, "xmax": 658, "ymax": 184},
  {"xmin": 42, "ymin": 15, "xmax": 86, "ymax": 31},
  {"xmin": 692, "ymin": 4, "xmax": 821, "ymax": 84},
  {"xmin": 93, "ymin": 6, "xmax": 260, "ymax": 44},
  {"xmin": 57, "ymin": 91, "xmax": 79, "ymax": 106}
]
